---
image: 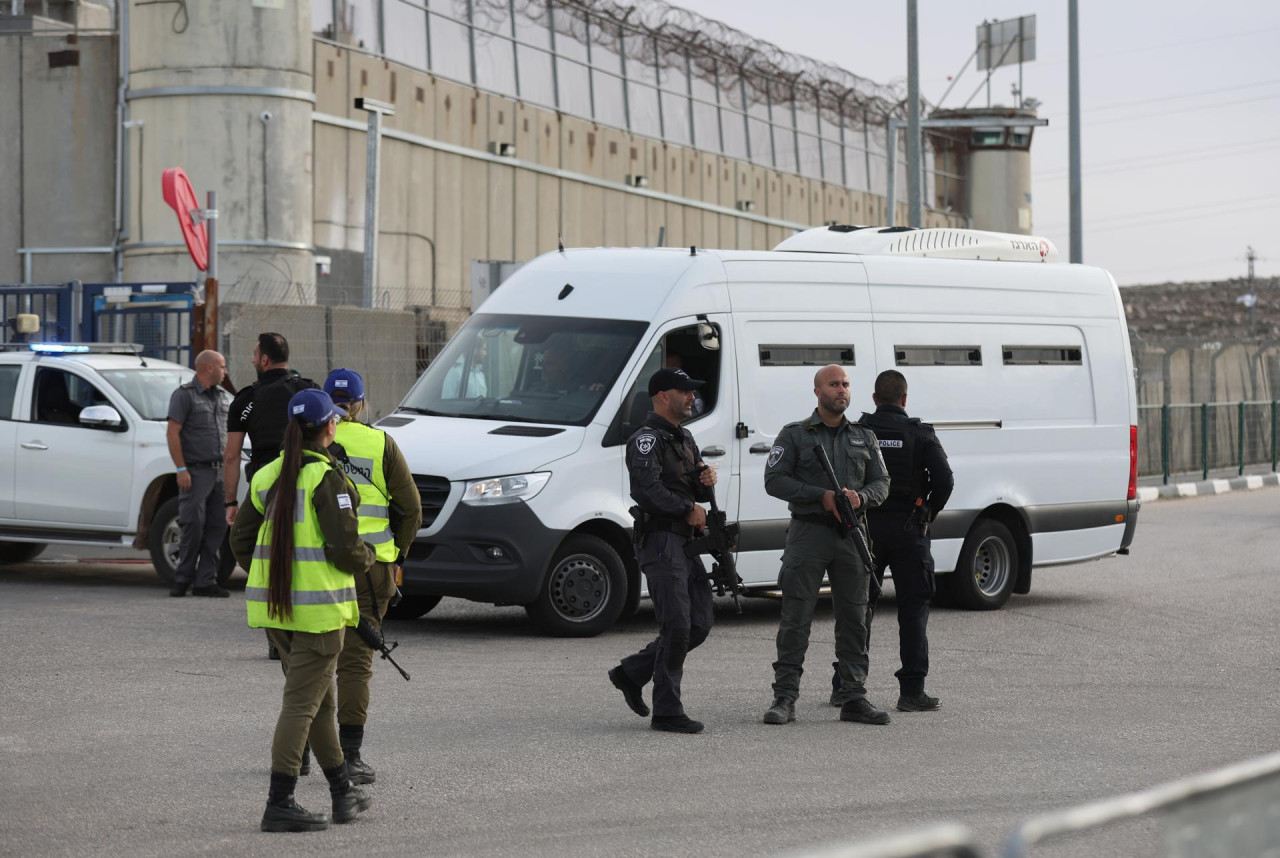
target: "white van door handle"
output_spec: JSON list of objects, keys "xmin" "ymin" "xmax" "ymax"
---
[
  {"xmin": 701, "ymin": 446, "xmax": 726, "ymax": 457},
  {"xmin": 22, "ymin": 441, "xmax": 49, "ymax": 451},
  {"xmin": 749, "ymin": 443, "xmax": 771, "ymax": 454}
]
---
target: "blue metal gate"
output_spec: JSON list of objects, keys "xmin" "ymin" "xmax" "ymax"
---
[{"xmin": 0, "ymin": 283, "xmax": 76, "ymax": 343}]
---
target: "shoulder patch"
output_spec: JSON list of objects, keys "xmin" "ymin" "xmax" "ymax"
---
[
  {"xmin": 634, "ymin": 433, "xmax": 657, "ymax": 456},
  {"xmin": 336, "ymin": 493, "xmax": 353, "ymax": 510},
  {"xmin": 768, "ymin": 445, "xmax": 785, "ymax": 467}
]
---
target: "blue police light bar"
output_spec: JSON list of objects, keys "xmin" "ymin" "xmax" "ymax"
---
[{"xmin": 29, "ymin": 342, "xmax": 91, "ymax": 353}]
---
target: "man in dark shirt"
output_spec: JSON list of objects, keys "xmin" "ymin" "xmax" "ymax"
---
[
  {"xmin": 166, "ymin": 350, "xmax": 230, "ymax": 597},
  {"xmin": 608, "ymin": 368, "xmax": 718, "ymax": 734},
  {"xmin": 223, "ymin": 333, "xmax": 317, "ymax": 526},
  {"xmin": 854, "ymin": 370, "xmax": 955, "ymax": 712}
]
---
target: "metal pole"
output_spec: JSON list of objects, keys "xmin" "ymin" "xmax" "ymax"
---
[
  {"xmin": 1272, "ymin": 400, "xmax": 1278, "ymax": 472},
  {"xmin": 886, "ymin": 121, "xmax": 896, "ymax": 227},
  {"xmin": 1201, "ymin": 402, "xmax": 1209, "ymax": 481},
  {"xmin": 1161, "ymin": 403, "xmax": 1170, "ymax": 485},
  {"xmin": 906, "ymin": 0, "xmax": 921, "ymax": 228},
  {"xmin": 1238, "ymin": 401, "xmax": 1246, "ymax": 475},
  {"xmin": 356, "ymin": 98, "xmax": 396, "ymax": 310},
  {"xmin": 1068, "ymin": 0, "xmax": 1083, "ymax": 263},
  {"xmin": 204, "ymin": 190, "xmax": 219, "ymax": 361}
]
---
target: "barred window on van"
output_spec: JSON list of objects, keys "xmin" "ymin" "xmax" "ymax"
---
[
  {"xmin": 758, "ymin": 345, "xmax": 855, "ymax": 367},
  {"xmin": 1002, "ymin": 346, "xmax": 1083, "ymax": 366},
  {"xmin": 894, "ymin": 346, "xmax": 982, "ymax": 367}
]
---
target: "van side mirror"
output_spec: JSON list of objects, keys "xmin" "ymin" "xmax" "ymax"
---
[
  {"xmin": 697, "ymin": 322, "xmax": 719, "ymax": 351},
  {"xmin": 79, "ymin": 405, "xmax": 123, "ymax": 430}
]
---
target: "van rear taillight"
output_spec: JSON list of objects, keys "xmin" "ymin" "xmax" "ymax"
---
[{"xmin": 1127, "ymin": 425, "xmax": 1138, "ymax": 500}]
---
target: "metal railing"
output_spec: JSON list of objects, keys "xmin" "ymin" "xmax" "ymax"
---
[
  {"xmin": 1002, "ymin": 751, "xmax": 1280, "ymax": 857},
  {"xmin": 1138, "ymin": 402, "xmax": 1279, "ymax": 484}
]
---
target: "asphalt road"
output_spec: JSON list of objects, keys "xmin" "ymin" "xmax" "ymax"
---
[{"xmin": 1, "ymin": 490, "xmax": 1277, "ymax": 858}]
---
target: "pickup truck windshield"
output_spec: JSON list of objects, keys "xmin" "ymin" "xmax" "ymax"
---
[
  {"xmin": 98, "ymin": 368, "xmax": 195, "ymax": 420},
  {"xmin": 401, "ymin": 314, "xmax": 648, "ymax": 425}
]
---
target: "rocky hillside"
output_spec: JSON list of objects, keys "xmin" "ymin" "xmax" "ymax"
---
[{"xmin": 1122, "ymin": 278, "xmax": 1280, "ymax": 343}]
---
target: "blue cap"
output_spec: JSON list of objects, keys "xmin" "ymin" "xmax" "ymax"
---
[
  {"xmin": 288, "ymin": 389, "xmax": 340, "ymax": 429},
  {"xmin": 324, "ymin": 367, "xmax": 365, "ymax": 403}
]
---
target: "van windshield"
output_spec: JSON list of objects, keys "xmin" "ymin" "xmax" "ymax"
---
[{"xmin": 401, "ymin": 314, "xmax": 648, "ymax": 425}]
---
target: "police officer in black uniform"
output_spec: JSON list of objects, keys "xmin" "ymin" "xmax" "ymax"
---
[
  {"xmin": 608, "ymin": 368, "xmax": 718, "ymax": 734},
  {"xmin": 855, "ymin": 369, "xmax": 953, "ymax": 712}
]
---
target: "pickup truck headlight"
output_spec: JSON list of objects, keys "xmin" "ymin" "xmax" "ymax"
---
[{"xmin": 461, "ymin": 472, "xmax": 550, "ymax": 506}]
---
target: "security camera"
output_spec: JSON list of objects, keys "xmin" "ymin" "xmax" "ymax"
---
[{"xmin": 259, "ymin": 110, "xmax": 274, "ymax": 123}]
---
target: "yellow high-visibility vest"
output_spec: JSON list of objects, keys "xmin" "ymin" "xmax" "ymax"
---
[
  {"xmin": 334, "ymin": 421, "xmax": 398, "ymax": 563},
  {"xmin": 245, "ymin": 451, "xmax": 359, "ymax": 632}
]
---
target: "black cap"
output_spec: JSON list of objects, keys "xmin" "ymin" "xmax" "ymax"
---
[{"xmin": 648, "ymin": 367, "xmax": 705, "ymax": 397}]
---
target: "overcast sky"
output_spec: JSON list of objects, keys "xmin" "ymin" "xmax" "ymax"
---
[{"xmin": 666, "ymin": 0, "xmax": 1280, "ymax": 287}]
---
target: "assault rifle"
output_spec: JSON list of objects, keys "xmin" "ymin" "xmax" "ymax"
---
[
  {"xmin": 356, "ymin": 569, "xmax": 411, "ymax": 681},
  {"xmin": 812, "ymin": 444, "xmax": 881, "ymax": 600},
  {"xmin": 683, "ymin": 467, "xmax": 745, "ymax": 613}
]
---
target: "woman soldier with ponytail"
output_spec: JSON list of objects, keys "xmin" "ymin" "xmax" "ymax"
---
[{"xmin": 230, "ymin": 388, "xmax": 376, "ymax": 833}]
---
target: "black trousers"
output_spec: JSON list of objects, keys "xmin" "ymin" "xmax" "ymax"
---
[
  {"xmin": 867, "ymin": 511, "xmax": 935, "ymax": 696},
  {"xmin": 619, "ymin": 530, "xmax": 714, "ymax": 718}
]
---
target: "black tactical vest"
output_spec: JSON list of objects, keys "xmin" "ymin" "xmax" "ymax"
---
[
  {"xmin": 248, "ymin": 374, "xmax": 314, "ymax": 466},
  {"xmin": 642, "ymin": 418, "xmax": 700, "ymax": 515},
  {"xmin": 858, "ymin": 410, "xmax": 928, "ymax": 511}
]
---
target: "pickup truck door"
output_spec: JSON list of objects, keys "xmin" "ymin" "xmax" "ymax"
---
[{"xmin": 13, "ymin": 365, "xmax": 134, "ymax": 528}]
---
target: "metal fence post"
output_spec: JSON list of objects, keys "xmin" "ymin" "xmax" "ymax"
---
[
  {"xmin": 1272, "ymin": 400, "xmax": 1278, "ymax": 473},
  {"xmin": 1201, "ymin": 402, "xmax": 1209, "ymax": 481},
  {"xmin": 1238, "ymin": 401, "xmax": 1246, "ymax": 476},
  {"xmin": 1161, "ymin": 403, "xmax": 1170, "ymax": 485}
]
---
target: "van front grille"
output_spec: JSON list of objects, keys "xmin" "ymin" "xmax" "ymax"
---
[{"xmin": 413, "ymin": 474, "xmax": 452, "ymax": 528}]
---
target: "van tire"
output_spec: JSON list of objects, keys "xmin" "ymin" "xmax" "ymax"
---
[
  {"xmin": 946, "ymin": 519, "xmax": 1018, "ymax": 610},
  {"xmin": 525, "ymin": 534, "xmax": 626, "ymax": 637},
  {"xmin": 150, "ymin": 497, "xmax": 236, "ymax": 588},
  {"xmin": 385, "ymin": 594, "xmax": 442, "ymax": 620},
  {"xmin": 0, "ymin": 542, "xmax": 46, "ymax": 564}
]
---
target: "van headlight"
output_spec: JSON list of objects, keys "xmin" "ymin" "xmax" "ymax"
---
[{"xmin": 461, "ymin": 472, "xmax": 550, "ymax": 506}]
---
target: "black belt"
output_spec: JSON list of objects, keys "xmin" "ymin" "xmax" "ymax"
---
[
  {"xmin": 646, "ymin": 518, "xmax": 694, "ymax": 538},
  {"xmin": 186, "ymin": 460, "xmax": 223, "ymax": 469},
  {"xmin": 792, "ymin": 512, "xmax": 838, "ymax": 528}
]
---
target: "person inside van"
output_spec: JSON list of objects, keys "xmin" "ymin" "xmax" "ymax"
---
[{"xmin": 532, "ymin": 344, "xmax": 604, "ymax": 395}]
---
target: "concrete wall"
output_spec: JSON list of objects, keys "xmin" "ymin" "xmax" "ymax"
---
[
  {"xmin": 311, "ymin": 44, "xmax": 967, "ymax": 328},
  {"xmin": 0, "ymin": 34, "xmax": 118, "ymax": 284}
]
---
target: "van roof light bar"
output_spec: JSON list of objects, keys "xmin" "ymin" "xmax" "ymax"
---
[{"xmin": 10, "ymin": 342, "xmax": 147, "ymax": 355}]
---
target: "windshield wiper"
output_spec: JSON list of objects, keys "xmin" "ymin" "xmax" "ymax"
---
[{"xmin": 397, "ymin": 406, "xmax": 441, "ymax": 415}]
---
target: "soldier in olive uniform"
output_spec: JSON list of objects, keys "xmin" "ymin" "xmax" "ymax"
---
[
  {"xmin": 608, "ymin": 368, "xmax": 718, "ymax": 734},
  {"xmin": 762, "ymin": 364, "xmax": 891, "ymax": 726}
]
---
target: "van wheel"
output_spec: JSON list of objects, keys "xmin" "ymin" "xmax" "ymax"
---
[
  {"xmin": 0, "ymin": 542, "xmax": 46, "ymax": 564},
  {"xmin": 386, "ymin": 595, "xmax": 442, "ymax": 621},
  {"xmin": 149, "ymin": 498, "xmax": 236, "ymax": 587},
  {"xmin": 525, "ymin": 534, "xmax": 626, "ymax": 637},
  {"xmin": 946, "ymin": 519, "xmax": 1018, "ymax": 610}
]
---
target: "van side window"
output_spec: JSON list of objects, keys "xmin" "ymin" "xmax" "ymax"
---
[
  {"xmin": 613, "ymin": 323, "xmax": 722, "ymax": 442},
  {"xmin": 1002, "ymin": 346, "xmax": 1082, "ymax": 366},
  {"xmin": 758, "ymin": 345, "xmax": 854, "ymax": 367},
  {"xmin": 32, "ymin": 368, "xmax": 110, "ymax": 426},
  {"xmin": 0, "ymin": 365, "xmax": 19, "ymax": 420},
  {"xmin": 895, "ymin": 346, "xmax": 982, "ymax": 367}
]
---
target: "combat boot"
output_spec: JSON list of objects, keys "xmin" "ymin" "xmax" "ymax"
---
[
  {"xmin": 897, "ymin": 692, "xmax": 940, "ymax": 712},
  {"xmin": 339, "ymin": 724, "xmax": 375, "ymax": 785},
  {"xmin": 323, "ymin": 761, "xmax": 373, "ymax": 824},
  {"xmin": 608, "ymin": 666, "xmax": 650, "ymax": 717},
  {"xmin": 762, "ymin": 698, "xmax": 796, "ymax": 725},
  {"xmin": 839, "ymin": 698, "xmax": 891, "ymax": 725},
  {"xmin": 260, "ymin": 772, "xmax": 328, "ymax": 833},
  {"xmin": 650, "ymin": 714, "xmax": 704, "ymax": 734}
]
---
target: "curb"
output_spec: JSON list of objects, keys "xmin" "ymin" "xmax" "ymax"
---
[{"xmin": 1137, "ymin": 473, "xmax": 1280, "ymax": 503}]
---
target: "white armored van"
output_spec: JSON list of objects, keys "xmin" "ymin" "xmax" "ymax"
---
[{"xmin": 381, "ymin": 225, "xmax": 1139, "ymax": 636}]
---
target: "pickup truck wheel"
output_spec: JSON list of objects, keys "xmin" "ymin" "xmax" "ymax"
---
[
  {"xmin": 149, "ymin": 498, "xmax": 182, "ymax": 583},
  {"xmin": 945, "ymin": 519, "xmax": 1018, "ymax": 610},
  {"xmin": 385, "ymin": 594, "xmax": 442, "ymax": 620},
  {"xmin": 0, "ymin": 542, "xmax": 46, "ymax": 564},
  {"xmin": 525, "ymin": 534, "xmax": 626, "ymax": 637}
]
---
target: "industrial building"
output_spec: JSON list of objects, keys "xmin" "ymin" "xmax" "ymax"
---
[{"xmin": 1, "ymin": 0, "xmax": 1039, "ymax": 331}]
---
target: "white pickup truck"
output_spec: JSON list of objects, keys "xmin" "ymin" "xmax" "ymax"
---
[{"xmin": 0, "ymin": 342, "xmax": 240, "ymax": 583}]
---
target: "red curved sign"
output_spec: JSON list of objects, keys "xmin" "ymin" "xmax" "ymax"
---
[{"xmin": 161, "ymin": 167, "xmax": 208, "ymax": 271}]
